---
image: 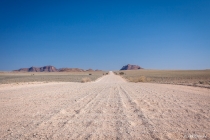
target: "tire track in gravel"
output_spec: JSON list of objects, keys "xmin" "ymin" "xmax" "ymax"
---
[
  {"xmin": 59, "ymin": 86, "xmax": 109, "ymax": 139},
  {"xmin": 24, "ymin": 85, "xmax": 106, "ymax": 139},
  {"xmin": 73, "ymin": 87, "xmax": 112, "ymax": 140},
  {"xmin": 120, "ymin": 86, "xmax": 160, "ymax": 140},
  {"xmin": 122, "ymin": 83, "xmax": 210, "ymax": 138},
  {"xmin": 46, "ymin": 85, "xmax": 109, "ymax": 139},
  {"xmin": 124, "ymin": 83, "xmax": 210, "ymax": 120},
  {"xmin": 127, "ymin": 84, "xmax": 210, "ymax": 122},
  {"xmin": 1, "ymin": 83, "xmax": 103, "ymax": 139}
]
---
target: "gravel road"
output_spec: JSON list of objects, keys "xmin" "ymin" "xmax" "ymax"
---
[{"xmin": 0, "ymin": 71, "xmax": 209, "ymax": 139}]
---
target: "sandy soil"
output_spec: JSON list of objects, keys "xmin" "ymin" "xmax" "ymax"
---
[
  {"xmin": 118, "ymin": 69, "xmax": 210, "ymax": 89},
  {"xmin": 0, "ymin": 72, "xmax": 210, "ymax": 140}
]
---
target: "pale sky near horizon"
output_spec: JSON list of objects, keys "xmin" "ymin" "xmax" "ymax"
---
[{"xmin": 0, "ymin": 0, "xmax": 210, "ymax": 71}]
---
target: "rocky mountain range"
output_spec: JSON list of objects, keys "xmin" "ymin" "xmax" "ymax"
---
[
  {"xmin": 14, "ymin": 66, "xmax": 102, "ymax": 72},
  {"xmin": 15, "ymin": 66, "xmax": 58, "ymax": 72},
  {"xmin": 13, "ymin": 64, "xmax": 142, "ymax": 72},
  {"xmin": 120, "ymin": 64, "xmax": 143, "ymax": 70}
]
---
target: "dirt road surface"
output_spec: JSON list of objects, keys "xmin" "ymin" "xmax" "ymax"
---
[{"xmin": 0, "ymin": 71, "xmax": 210, "ymax": 139}]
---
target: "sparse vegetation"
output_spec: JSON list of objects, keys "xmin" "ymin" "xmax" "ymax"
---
[
  {"xmin": 0, "ymin": 71, "xmax": 107, "ymax": 84},
  {"xmin": 115, "ymin": 70, "xmax": 210, "ymax": 88},
  {"xmin": 127, "ymin": 76, "xmax": 150, "ymax": 83},
  {"xmin": 81, "ymin": 77, "xmax": 91, "ymax": 83}
]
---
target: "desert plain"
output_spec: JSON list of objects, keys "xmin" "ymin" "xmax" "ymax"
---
[{"xmin": 0, "ymin": 71, "xmax": 210, "ymax": 139}]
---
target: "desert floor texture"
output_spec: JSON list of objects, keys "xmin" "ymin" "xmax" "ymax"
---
[{"xmin": 0, "ymin": 72, "xmax": 210, "ymax": 140}]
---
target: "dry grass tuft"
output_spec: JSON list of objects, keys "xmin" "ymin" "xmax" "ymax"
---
[
  {"xmin": 127, "ymin": 76, "xmax": 150, "ymax": 83},
  {"xmin": 81, "ymin": 77, "xmax": 91, "ymax": 83}
]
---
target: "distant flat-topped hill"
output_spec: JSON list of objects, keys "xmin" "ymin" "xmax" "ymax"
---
[
  {"xmin": 14, "ymin": 66, "xmax": 102, "ymax": 72},
  {"xmin": 120, "ymin": 64, "xmax": 143, "ymax": 70}
]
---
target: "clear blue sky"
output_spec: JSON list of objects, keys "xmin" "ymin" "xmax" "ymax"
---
[{"xmin": 0, "ymin": 0, "xmax": 210, "ymax": 71}]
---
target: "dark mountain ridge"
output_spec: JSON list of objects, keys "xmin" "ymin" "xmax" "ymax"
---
[{"xmin": 120, "ymin": 64, "xmax": 143, "ymax": 70}]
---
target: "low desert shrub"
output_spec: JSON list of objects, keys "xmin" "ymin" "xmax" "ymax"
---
[
  {"xmin": 81, "ymin": 77, "xmax": 91, "ymax": 83},
  {"xmin": 119, "ymin": 72, "xmax": 124, "ymax": 75},
  {"xmin": 128, "ymin": 76, "xmax": 150, "ymax": 83},
  {"xmin": 89, "ymin": 73, "xmax": 92, "ymax": 75}
]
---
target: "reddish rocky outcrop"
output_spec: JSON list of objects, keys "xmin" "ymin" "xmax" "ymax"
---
[
  {"xmin": 41, "ymin": 66, "xmax": 58, "ymax": 72},
  {"xmin": 120, "ymin": 64, "xmax": 143, "ymax": 70}
]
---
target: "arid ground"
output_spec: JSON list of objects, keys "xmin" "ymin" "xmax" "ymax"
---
[
  {"xmin": 0, "ymin": 71, "xmax": 106, "ymax": 84},
  {"xmin": 116, "ymin": 70, "xmax": 210, "ymax": 89},
  {"xmin": 0, "ymin": 72, "xmax": 209, "ymax": 139}
]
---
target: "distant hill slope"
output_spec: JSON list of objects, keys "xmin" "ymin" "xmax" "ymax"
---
[
  {"xmin": 59, "ymin": 68, "xmax": 102, "ymax": 72},
  {"xmin": 59, "ymin": 68, "xmax": 84, "ymax": 72},
  {"xmin": 14, "ymin": 66, "xmax": 102, "ymax": 72},
  {"xmin": 120, "ymin": 64, "xmax": 143, "ymax": 70}
]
